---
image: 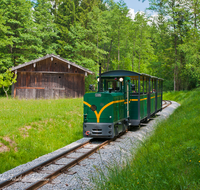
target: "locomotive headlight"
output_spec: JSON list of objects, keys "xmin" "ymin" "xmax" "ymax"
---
[
  {"xmin": 97, "ymin": 78, "xmax": 99, "ymax": 82},
  {"xmin": 119, "ymin": 77, "xmax": 123, "ymax": 82}
]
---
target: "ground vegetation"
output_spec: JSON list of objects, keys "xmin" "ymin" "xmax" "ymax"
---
[
  {"xmin": 91, "ymin": 89, "xmax": 200, "ymax": 189},
  {"xmin": 0, "ymin": 98, "xmax": 83, "ymax": 173}
]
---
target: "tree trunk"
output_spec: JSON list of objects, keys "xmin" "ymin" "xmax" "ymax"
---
[
  {"xmin": 3, "ymin": 86, "xmax": 9, "ymax": 99},
  {"xmin": 103, "ymin": 44, "xmax": 106, "ymax": 70},
  {"xmin": 174, "ymin": 26, "xmax": 177, "ymax": 91},
  {"xmin": 97, "ymin": 32, "xmax": 99, "ymax": 64},
  {"xmin": 139, "ymin": 30, "xmax": 142, "ymax": 73},
  {"xmin": 132, "ymin": 48, "xmax": 134, "ymax": 71},
  {"xmin": 194, "ymin": 0, "xmax": 197, "ymax": 28},
  {"xmin": 107, "ymin": 39, "xmax": 113, "ymax": 71},
  {"xmin": 118, "ymin": 30, "xmax": 120, "ymax": 69},
  {"xmin": 132, "ymin": 30, "xmax": 137, "ymax": 71}
]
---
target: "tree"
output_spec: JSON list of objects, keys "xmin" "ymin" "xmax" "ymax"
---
[
  {"xmin": 0, "ymin": 8, "xmax": 12, "ymax": 72},
  {"xmin": 33, "ymin": 0, "xmax": 59, "ymax": 55},
  {"xmin": 130, "ymin": 12, "xmax": 154, "ymax": 73},
  {"xmin": 87, "ymin": 6, "xmax": 110, "ymax": 65},
  {"xmin": 0, "ymin": 69, "xmax": 17, "ymax": 98},
  {"xmin": 147, "ymin": 0, "xmax": 199, "ymax": 90},
  {"xmin": 0, "ymin": 0, "xmax": 42, "ymax": 66}
]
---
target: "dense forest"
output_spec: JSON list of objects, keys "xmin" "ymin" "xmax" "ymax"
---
[{"xmin": 0, "ymin": 0, "xmax": 199, "ymax": 93}]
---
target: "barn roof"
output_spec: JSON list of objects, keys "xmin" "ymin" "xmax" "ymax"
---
[{"xmin": 11, "ymin": 54, "xmax": 94, "ymax": 74}]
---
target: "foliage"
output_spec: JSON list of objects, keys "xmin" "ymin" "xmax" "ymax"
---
[
  {"xmin": 0, "ymin": 98, "xmax": 83, "ymax": 173},
  {"xmin": 91, "ymin": 89, "xmax": 200, "ymax": 189},
  {"xmin": 147, "ymin": 0, "xmax": 200, "ymax": 90},
  {"xmin": 33, "ymin": 0, "xmax": 59, "ymax": 55},
  {"xmin": 0, "ymin": 0, "xmax": 199, "ymax": 92},
  {"xmin": 0, "ymin": 69, "xmax": 17, "ymax": 98}
]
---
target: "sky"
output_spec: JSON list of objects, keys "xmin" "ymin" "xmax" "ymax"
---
[
  {"xmin": 114, "ymin": 0, "xmax": 150, "ymax": 12},
  {"xmin": 114, "ymin": 0, "xmax": 154, "ymax": 20}
]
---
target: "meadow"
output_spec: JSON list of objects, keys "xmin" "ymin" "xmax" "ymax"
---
[
  {"xmin": 0, "ymin": 98, "xmax": 83, "ymax": 173},
  {"xmin": 92, "ymin": 89, "xmax": 200, "ymax": 189}
]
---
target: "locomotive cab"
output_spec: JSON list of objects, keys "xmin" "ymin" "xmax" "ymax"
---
[{"xmin": 83, "ymin": 77, "xmax": 130, "ymax": 138}]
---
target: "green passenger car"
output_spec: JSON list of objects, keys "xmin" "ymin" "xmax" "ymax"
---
[{"xmin": 83, "ymin": 70, "xmax": 163, "ymax": 138}]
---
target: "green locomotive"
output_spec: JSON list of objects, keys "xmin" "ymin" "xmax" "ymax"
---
[{"xmin": 83, "ymin": 70, "xmax": 163, "ymax": 138}]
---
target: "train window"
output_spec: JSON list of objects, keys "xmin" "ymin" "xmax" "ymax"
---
[
  {"xmin": 140, "ymin": 76, "xmax": 147, "ymax": 94},
  {"xmin": 159, "ymin": 80, "xmax": 162, "ymax": 93},
  {"xmin": 151, "ymin": 79, "xmax": 155, "ymax": 93},
  {"xmin": 130, "ymin": 77, "xmax": 138, "ymax": 93},
  {"xmin": 102, "ymin": 79, "xmax": 122, "ymax": 92},
  {"xmin": 147, "ymin": 78, "xmax": 149, "ymax": 94},
  {"xmin": 143, "ymin": 77, "xmax": 147, "ymax": 94},
  {"xmin": 140, "ymin": 80, "xmax": 144, "ymax": 94},
  {"xmin": 151, "ymin": 79, "xmax": 156, "ymax": 93}
]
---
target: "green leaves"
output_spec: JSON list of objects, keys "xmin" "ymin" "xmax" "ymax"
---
[
  {"xmin": 0, "ymin": 69, "xmax": 16, "ymax": 87},
  {"xmin": 0, "ymin": 0, "xmax": 199, "ymax": 93},
  {"xmin": 0, "ymin": 69, "xmax": 17, "ymax": 98}
]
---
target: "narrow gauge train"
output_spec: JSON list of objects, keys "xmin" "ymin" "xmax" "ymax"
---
[{"xmin": 83, "ymin": 70, "xmax": 163, "ymax": 138}]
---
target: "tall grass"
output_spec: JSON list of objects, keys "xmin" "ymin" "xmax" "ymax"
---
[
  {"xmin": 0, "ymin": 98, "xmax": 83, "ymax": 173},
  {"xmin": 92, "ymin": 89, "xmax": 200, "ymax": 189}
]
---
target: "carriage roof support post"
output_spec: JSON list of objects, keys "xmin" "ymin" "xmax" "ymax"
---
[
  {"xmin": 148, "ymin": 77, "xmax": 151, "ymax": 118},
  {"xmin": 143, "ymin": 76, "xmax": 144, "ymax": 94},
  {"xmin": 99, "ymin": 63, "xmax": 102, "ymax": 92},
  {"xmin": 138, "ymin": 76, "xmax": 140, "ymax": 121},
  {"xmin": 155, "ymin": 79, "xmax": 158, "ymax": 112},
  {"xmin": 161, "ymin": 80, "xmax": 163, "ymax": 108}
]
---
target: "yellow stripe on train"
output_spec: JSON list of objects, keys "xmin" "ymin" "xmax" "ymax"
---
[{"xmin": 84, "ymin": 100, "xmax": 125, "ymax": 123}]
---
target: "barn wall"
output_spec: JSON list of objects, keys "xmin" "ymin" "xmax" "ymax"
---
[
  {"xmin": 14, "ymin": 58, "xmax": 86, "ymax": 99},
  {"xmin": 17, "ymin": 57, "xmax": 85, "ymax": 74}
]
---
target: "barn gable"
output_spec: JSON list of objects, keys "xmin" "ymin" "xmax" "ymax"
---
[{"xmin": 11, "ymin": 54, "xmax": 94, "ymax": 99}]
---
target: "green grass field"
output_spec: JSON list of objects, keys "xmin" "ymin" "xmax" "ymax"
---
[
  {"xmin": 0, "ymin": 98, "xmax": 83, "ymax": 174},
  {"xmin": 92, "ymin": 89, "xmax": 200, "ymax": 189}
]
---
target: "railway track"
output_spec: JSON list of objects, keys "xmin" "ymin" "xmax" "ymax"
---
[
  {"xmin": 162, "ymin": 100, "xmax": 172, "ymax": 109},
  {"xmin": 0, "ymin": 132, "xmax": 125, "ymax": 190},
  {"xmin": 0, "ymin": 100, "xmax": 171, "ymax": 190}
]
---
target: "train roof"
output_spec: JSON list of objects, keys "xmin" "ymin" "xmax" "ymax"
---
[
  {"xmin": 99, "ymin": 70, "xmax": 164, "ymax": 80},
  {"xmin": 151, "ymin": 76, "xmax": 158, "ymax": 79},
  {"xmin": 100, "ymin": 70, "xmax": 150, "ymax": 78}
]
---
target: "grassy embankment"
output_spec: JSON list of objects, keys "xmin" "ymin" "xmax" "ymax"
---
[
  {"xmin": 92, "ymin": 89, "xmax": 200, "ymax": 189},
  {"xmin": 0, "ymin": 98, "xmax": 83, "ymax": 174}
]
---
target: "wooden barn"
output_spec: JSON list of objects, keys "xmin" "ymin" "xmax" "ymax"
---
[{"xmin": 11, "ymin": 54, "xmax": 93, "ymax": 99}]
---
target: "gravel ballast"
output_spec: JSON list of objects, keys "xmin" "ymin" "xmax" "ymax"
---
[{"xmin": 0, "ymin": 101, "xmax": 180, "ymax": 189}]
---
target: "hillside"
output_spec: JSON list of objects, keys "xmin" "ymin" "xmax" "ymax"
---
[{"xmin": 92, "ymin": 89, "xmax": 200, "ymax": 189}]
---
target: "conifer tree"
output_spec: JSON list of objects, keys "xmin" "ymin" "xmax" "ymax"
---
[
  {"xmin": 0, "ymin": 0, "xmax": 41, "ymax": 66},
  {"xmin": 34, "ymin": 0, "xmax": 59, "ymax": 55},
  {"xmin": 0, "ymin": 9, "xmax": 12, "ymax": 72}
]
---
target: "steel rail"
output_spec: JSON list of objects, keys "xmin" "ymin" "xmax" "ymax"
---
[
  {"xmin": 24, "ymin": 132, "xmax": 126, "ymax": 190},
  {"xmin": 162, "ymin": 100, "xmax": 172, "ymax": 109},
  {"xmin": 24, "ymin": 139, "xmax": 112, "ymax": 190},
  {"xmin": 0, "ymin": 139, "xmax": 91, "ymax": 189}
]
